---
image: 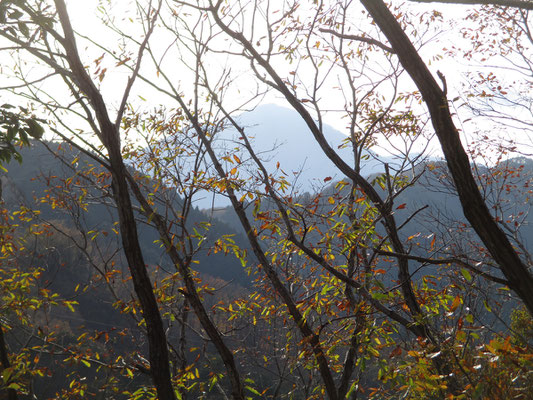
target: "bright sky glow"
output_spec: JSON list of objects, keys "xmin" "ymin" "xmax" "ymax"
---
[{"xmin": 1, "ymin": 0, "xmax": 531, "ymax": 167}]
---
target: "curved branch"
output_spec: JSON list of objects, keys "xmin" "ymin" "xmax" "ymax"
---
[
  {"xmin": 376, "ymin": 250, "xmax": 510, "ymax": 286},
  {"xmin": 319, "ymin": 28, "xmax": 395, "ymax": 53}
]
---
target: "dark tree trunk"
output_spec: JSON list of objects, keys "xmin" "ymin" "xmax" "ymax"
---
[
  {"xmin": 127, "ymin": 180, "xmax": 245, "ymax": 400},
  {"xmin": 54, "ymin": 1, "xmax": 176, "ymax": 398},
  {"xmin": 0, "ymin": 325, "xmax": 17, "ymax": 400},
  {"xmin": 360, "ymin": 0, "xmax": 533, "ymax": 315}
]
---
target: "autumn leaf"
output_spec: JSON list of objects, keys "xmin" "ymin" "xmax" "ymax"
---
[
  {"xmin": 115, "ymin": 57, "xmax": 131, "ymax": 67},
  {"xmin": 450, "ymin": 295, "xmax": 462, "ymax": 312},
  {"xmin": 389, "ymin": 346, "xmax": 402, "ymax": 358}
]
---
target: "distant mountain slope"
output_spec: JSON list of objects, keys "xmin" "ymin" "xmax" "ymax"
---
[
  {"xmin": 232, "ymin": 104, "xmax": 352, "ymax": 186},
  {"xmin": 1, "ymin": 142, "xmax": 254, "ymax": 399},
  {"xmin": 2, "ymin": 141, "xmax": 251, "ymax": 286},
  {"xmin": 233, "ymin": 104, "xmax": 396, "ymax": 178},
  {"xmin": 212, "ymin": 156, "xmax": 533, "ymax": 266},
  {"xmin": 199, "ymin": 104, "xmax": 397, "ymax": 209}
]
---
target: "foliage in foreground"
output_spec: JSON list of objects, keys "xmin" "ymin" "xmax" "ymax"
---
[{"xmin": 0, "ymin": 0, "xmax": 532, "ymax": 399}]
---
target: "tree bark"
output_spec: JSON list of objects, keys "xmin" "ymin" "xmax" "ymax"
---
[
  {"xmin": 54, "ymin": 1, "xmax": 176, "ymax": 398},
  {"xmin": 0, "ymin": 325, "xmax": 17, "ymax": 400},
  {"xmin": 126, "ymin": 178, "xmax": 245, "ymax": 400},
  {"xmin": 360, "ymin": 0, "xmax": 533, "ymax": 315}
]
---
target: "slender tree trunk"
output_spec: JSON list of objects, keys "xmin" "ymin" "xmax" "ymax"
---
[
  {"xmin": 0, "ymin": 325, "xmax": 17, "ymax": 400},
  {"xmin": 210, "ymin": 4, "xmax": 431, "ymax": 340},
  {"xmin": 106, "ymin": 154, "xmax": 176, "ymax": 399},
  {"xmin": 359, "ymin": 0, "xmax": 533, "ymax": 316},
  {"xmin": 54, "ymin": 1, "xmax": 176, "ymax": 398},
  {"xmin": 125, "ymin": 176, "xmax": 244, "ymax": 399},
  {"xmin": 0, "ymin": 183, "xmax": 16, "ymax": 400},
  {"xmin": 169, "ymin": 105, "xmax": 338, "ymax": 398}
]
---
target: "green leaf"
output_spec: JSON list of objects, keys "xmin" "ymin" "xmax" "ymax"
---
[
  {"xmin": 64, "ymin": 300, "xmax": 77, "ymax": 312},
  {"xmin": 346, "ymin": 380, "xmax": 358, "ymax": 398},
  {"xmin": 2, "ymin": 367, "xmax": 13, "ymax": 384},
  {"xmin": 460, "ymin": 268, "xmax": 472, "ymax": 282},
  {"xmin": 17, "ymin": 21, "xmax": 29, "ymax": 37},
  {"xmin": 8, "ymin": 10, "xmax": 23, "ymax": 20},
  {"xmin": 26, "ymin": 119, "xmax": 44, "ymax": 139},
  {"xmin": 245, "ymin": 386, "xmax": 261, "ymax": 396}
]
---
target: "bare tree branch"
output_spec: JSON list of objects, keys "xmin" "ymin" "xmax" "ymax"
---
[
  {"xmin": 115, "ymin": 0, "xmax": 163, "ymax": 127},
  {"xmin": 376, "ymin": 250, "xmax": 510, "ymax": 286},
  {"xmin": 319, "ymin": 28, "xmax": 395, "ymax": 53}
]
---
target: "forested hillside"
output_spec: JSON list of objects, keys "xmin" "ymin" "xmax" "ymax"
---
[{"xmin": 0, "ymin": 1, "xmax": 532, "ymax": 399}]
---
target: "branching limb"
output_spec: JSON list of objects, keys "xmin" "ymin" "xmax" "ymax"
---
[
  {"xmin": 319, "ymin": 28, "xmax": 395, "ymax": 53},
  {"xmin": 376, "ymin": 249, "xmax": 510, "ymax": 285}
]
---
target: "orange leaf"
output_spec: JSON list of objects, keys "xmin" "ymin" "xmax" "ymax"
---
[
  {"xmin": 450, "ymin": 295, "xmax": 461, "ymax": 312},
  {"xmin": 324, "ymin": 176, "xmax": 332, "ymax": 182},
  {"xmin": 389, "ymin": 346, "xmax": 402, "ymax": 358},
  {"xmin": 115, "ymin": 57, "xmax": 131, "ymax": 67},
  {"xmin": 396, "ymin": 203, "xmax": 406, "ymax": 210},
  {"xmin": 233, "ymin": 154, "xmax": 241, "ymax": 164}
]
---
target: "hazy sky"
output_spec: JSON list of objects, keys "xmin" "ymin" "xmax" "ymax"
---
[{"xmin": 2, "ymin": 1, "xmax": 531, "ymax": 163}]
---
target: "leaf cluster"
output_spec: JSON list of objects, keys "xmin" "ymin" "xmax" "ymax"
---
[{"xmin": 0, "ymin": 103, "xmax": 43, "ymax": 165}]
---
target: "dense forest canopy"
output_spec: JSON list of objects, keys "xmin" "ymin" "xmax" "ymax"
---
[{"xmin": 0, "ymin": 0, "xmax": 532, "ymax": 399}]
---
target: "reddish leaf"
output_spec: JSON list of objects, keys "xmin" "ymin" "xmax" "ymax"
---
[
  {"xmin": 389, "ymin": 346, "xmax": 402, "ymax": 358},
  {"xmin": 450, "ymin": 295, "xmax": 461, "ymax": 312}
]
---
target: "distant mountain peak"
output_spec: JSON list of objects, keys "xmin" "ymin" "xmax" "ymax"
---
[{"xmin": 217, "ymin": 104, "xmax": 389, "ymax": 190}]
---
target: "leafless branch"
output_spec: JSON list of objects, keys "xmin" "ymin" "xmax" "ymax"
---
[{"xmin": 319, "ymin": 28, "xmax": 395, "ymax": 53}]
